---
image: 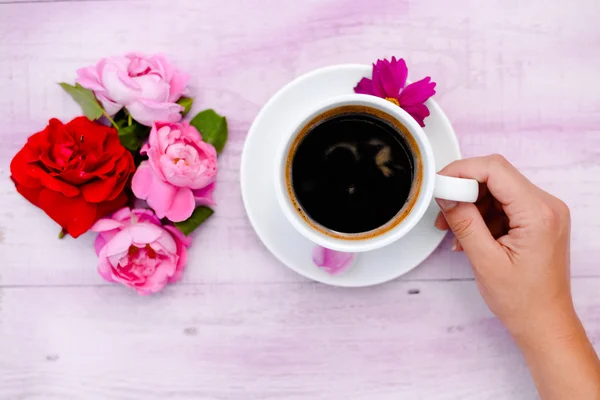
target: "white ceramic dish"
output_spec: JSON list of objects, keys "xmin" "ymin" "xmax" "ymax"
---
[{"xmin": 240, "ymin": 64, "xmax": 461, "ymax": 287}]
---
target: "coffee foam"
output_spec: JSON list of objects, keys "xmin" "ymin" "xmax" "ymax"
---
[{"xmin": 285, "ymin": 105, "xmax": 423, "ymax": 241}]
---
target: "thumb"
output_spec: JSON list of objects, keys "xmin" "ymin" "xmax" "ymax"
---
[{"xmin": 436, "ymin": 199, "xmax": 500, "ymax": 262}]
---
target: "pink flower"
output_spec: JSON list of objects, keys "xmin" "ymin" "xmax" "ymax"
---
[
  {"xmin": 131, "ymin": 121, "xmax": 217, "ymax": 222},
  {"xmin": 76, "ymin": 53, "xmax": 189, "ymax": 126},
  {"xmin": 91, "ymin": 207, "xmax": 192, "ymax": 295},
  {"xmin": 312, "ymin": 246, "xmax": 355, "ymax": 275},
  {"xmin": 354, "ymin": 57, "xmax": 436, "ymax": 127}
]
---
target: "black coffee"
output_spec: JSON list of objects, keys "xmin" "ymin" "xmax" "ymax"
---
[{"xmin": 291, "ymin": 111, "xmax": 414, "ymax": 234}]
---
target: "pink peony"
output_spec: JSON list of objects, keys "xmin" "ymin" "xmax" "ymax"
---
[
  {"xmin": 354, "ymin": 57, "xmax": 436, "ymax": 127},
  {"xmin": 91, "ymin": 207, "xmax": 191, "ymax": 295},
  {"xmin": 131, "ymin": 121, "xmax": 217, "ymax": 222},
  {"xmin": 312, "ymin": 246, "xmax": 355, "ymax": 275},
  {"xmin": 76, "ymin": 53, "xmax": 189, "ymax": 126}
]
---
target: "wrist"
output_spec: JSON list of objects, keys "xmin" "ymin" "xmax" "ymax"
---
[{"xmin": 509, "ymin": 304, "xmax": 583, "ymax": 352}]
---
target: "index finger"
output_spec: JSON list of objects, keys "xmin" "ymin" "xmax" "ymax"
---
[{"xmin": 438, "ymin": 154, "xmax": 538, "ymax": 210}]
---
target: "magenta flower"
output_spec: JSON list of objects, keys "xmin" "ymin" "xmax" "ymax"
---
[
  {"xmin": 312, "ymin": 246, "xmax": 355, "ymax": 275},
  {"xmin": 354, "ymin": 57, "xmax": 436, "ymax": 127}
]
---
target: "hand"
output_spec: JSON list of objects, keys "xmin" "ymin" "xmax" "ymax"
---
[
  {"xmin": 434, "ymin": 154, "xmax": 572, "ymax": 336},
  {"xmin": 434, "ymin": 155, "xmax": 600, "ymax": 399}
]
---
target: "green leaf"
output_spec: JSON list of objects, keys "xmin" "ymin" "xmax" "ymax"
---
[
  {"xmin": 59, "ymin": 83, "xmax": 104, "ymax": 120},
  {"xmin": 117, "ymin": 121, "xmax": 150, "ymax": 151},
  {"xmin": 174, "ymin": 206, "xmax": 214, "ymax": 236},
  {"xmin": 189, "ymin": 109, "xmax": 228, "ymax": 154},
  {"xmin": 177, "ymin": 97, "xmax": 193, "ymax": 117}
]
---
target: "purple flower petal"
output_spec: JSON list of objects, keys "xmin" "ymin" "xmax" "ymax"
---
[
  {"xmin": 391, "ymin": 57, "xmax": 408, "ymax": 89},
  {"xmin": 371, "ymin": 62, "xmax": 387, "ymax": 97},
  {"xmin": 398, "ymin": 77, "xmax": 436, "ymax": 106},
  {"xmin": 400, "ymin": 103, "xmax": 431, "ymax": 127},
  {"xmin": 377, "ymin": 58, "xmax": 404, "ymax": 97},
  {"xmin": 354, "ymin": 77, "xmax": 375, "ymax": 95},
  {"xmin": 312, "ymin": 246, "xmax": 355, "ymax": 275}
]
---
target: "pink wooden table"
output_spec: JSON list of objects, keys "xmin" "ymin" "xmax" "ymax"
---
[{"xmin": 1, "ymin": 0, "xmax": 599, "ymax": 398}]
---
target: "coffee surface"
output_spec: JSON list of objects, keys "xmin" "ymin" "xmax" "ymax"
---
[{"xmin": 291, "ymin": 112, "xmax": 414, "ymax": 234}]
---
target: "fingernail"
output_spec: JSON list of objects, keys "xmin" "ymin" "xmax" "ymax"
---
[
  {"xmin": 437, "ymin": 199, "xmax": 458, "ymax": 212},
  {"xmin": 434, "ymin": 213, "xmax": 447, "ymax": 230},
  {"xmin": 451, "ymin": 238, "xmax": 463, "ymax": 252}
]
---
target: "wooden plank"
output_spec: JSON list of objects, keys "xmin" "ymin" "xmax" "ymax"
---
[
  {"xmin": 2, "ymin": 279, "xmax": 598, "ymax": 399},
  {"xmin": 0, "ymin": 0, "xmax": 599, "ymax": 286}
]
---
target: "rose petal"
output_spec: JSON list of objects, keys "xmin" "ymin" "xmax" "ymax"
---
[
  {"xmin": 192, "ymin": 182, "xmax": 216, "ymax": 206},
  {"xmin": 97, "ymin": 246, "xmax": 116, "ymax": 282},
  {"xmin": 100, "ymin": 57, "xmax": 140, "ymax": 104},
  {"xmin": 128, "ymin": 223, "xmax": 164, "ymax": 246},
  {"xmin": 135, "ymin": 261, "xmax": 176, "ymax": 295},
  {"xmin": 104, "ymin": 229, "xmax": 134, "ymax": 258},
  {"xmin": 131, "ymin": 162, "xmax": 155, "ymax": 200},
  {"xmin": 312, "ymin": 246, "xmax": 355, "ymax": 275},
  {"xmin": 164, "ymin": 187, "xmax": 195, "ymax": 222},
  {"xmin": 168, "ymin": 71, "xmax": 189, "ymax": 102},
  {"xmin": 132, "ymin": 74, "xmax": 170, "ymax": 102},
  {"xmin": 90, "ymin": 218, "xmax": 123, "ymax": 232},
  {"xmin": 96, "ymin": 94, "xmax": 123, "ymax": 116},
  {"xmin": 37, "ymin": 189, "xmax": 97, "ymax": 238},
  {"xmin": 126, "ymin": 99, "xmax": 184, "ymax": 127},
  {"xmin": 76, "ymin": 66, "xmax": 105, "ymax": 91},
  {"xmin": 81, "ymin": 176, "xmax": 118, "ymax": 203}
]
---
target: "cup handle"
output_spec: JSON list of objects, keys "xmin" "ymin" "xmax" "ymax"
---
[{"xmin": 434, "ymin": 174, "xmax": 479, "ymax": 203}]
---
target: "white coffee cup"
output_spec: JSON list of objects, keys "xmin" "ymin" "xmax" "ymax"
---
[{"xmin": 274, "ymin": 94, "xmax": 478, "ymax": 253}]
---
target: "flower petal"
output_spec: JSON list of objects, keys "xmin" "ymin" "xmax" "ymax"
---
[
  {"xmin": 97, "ymin": 246, "xmax": 116, "ymax": 282},
  {"xmin": 353, "ymin": 77, "xmax": 375, "ymax": 95},
  {"xmin": 135, "ymin": 261, "xmax": 176, "ymax": 295},
  {"xmin": 81, "ymin": 176, "xmax": 118, "ymax": 203},
  {"xmin": 378, "ymin": 58, "xmax": 403, "ymax": 97},
  {"xmin": 126, "ymin": 99, "xmax": 183, "ymax": 127},
  {"xmin": 192, "ymin": 182, "xmax": 216, "ymax": 206},
  {"xmin": 312, "ymin": 246, "xmax": 355, "ymax": 275},
  {"xmin": 37, "ymin": 189, "xmax": 97, "ymax": 238},
  {"xmin": 131, "ymin": 162, "xmax": 155, "ymax": 201},
  {"xmin": 90, "ymin": 218, "xmax": 123, "ymax": 232},
  {"xmin": 165, "ymin": 187, "xmax": 195, "ymax": 222},
  {"xmin": 96, "ymin": 94, "xmax": 122, "ymax": 116},
  {"xmin": 391, "ymin": 57, "xmax": 408, "ymax": 90},
  {"xmin": 104, "ymin": 229, "xmax": 133, "ymax": 258},
  {"xmin": 132, "ymin": 163, "xmax": 178, "ymax": 219},
  {"xmin": 401, "ymin": 103, "xmax": 431, "ymax": 127},
  {"xmin": 371, "ymin": 62, "xmax": 387, "ymax": 97},
  {"xmin": 398, "ymin": 77, "xmax": 437, "ymax": 106},
  {"xmin": 129, "ymin": 223, "xmax": 164, "ymax": 246},
  {"xmin": 168, "ymin": 71, "xmax": 189, "ymax": 102}
]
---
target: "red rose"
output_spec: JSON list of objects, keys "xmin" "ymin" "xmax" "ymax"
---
[{"xmin": 10, "ymin": 117, "xmax": 135, "ymax": 237}]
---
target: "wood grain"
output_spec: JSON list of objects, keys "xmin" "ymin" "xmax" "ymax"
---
[
  {"xmin": 1, "ymin": 279, "xmax": 598, "ymax": 399},
  {"xmin": 0, "ymin": 0, "xmax": 599, "ymax": 398},
  {"xmin": 1, "ymin": 0, "xmax": 600, "ymax": 285}
]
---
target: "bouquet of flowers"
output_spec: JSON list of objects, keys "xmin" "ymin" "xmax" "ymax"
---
[{"xmin": 10, "ymin": 53, "xmax": 228, "ymax": 295}]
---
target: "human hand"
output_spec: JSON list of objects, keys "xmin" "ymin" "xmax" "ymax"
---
[
  {"xmin": 434, "ymin": 155, "xmax": 600, "ymax": 400},
  {"xmin": 434, "ymin": 154, "xmax": 573, "ymax": 338}
]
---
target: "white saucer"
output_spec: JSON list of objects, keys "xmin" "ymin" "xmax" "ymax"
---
[{"xmin": 241, "ymin": 64, "xmax": 461, "ymax": 287}]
